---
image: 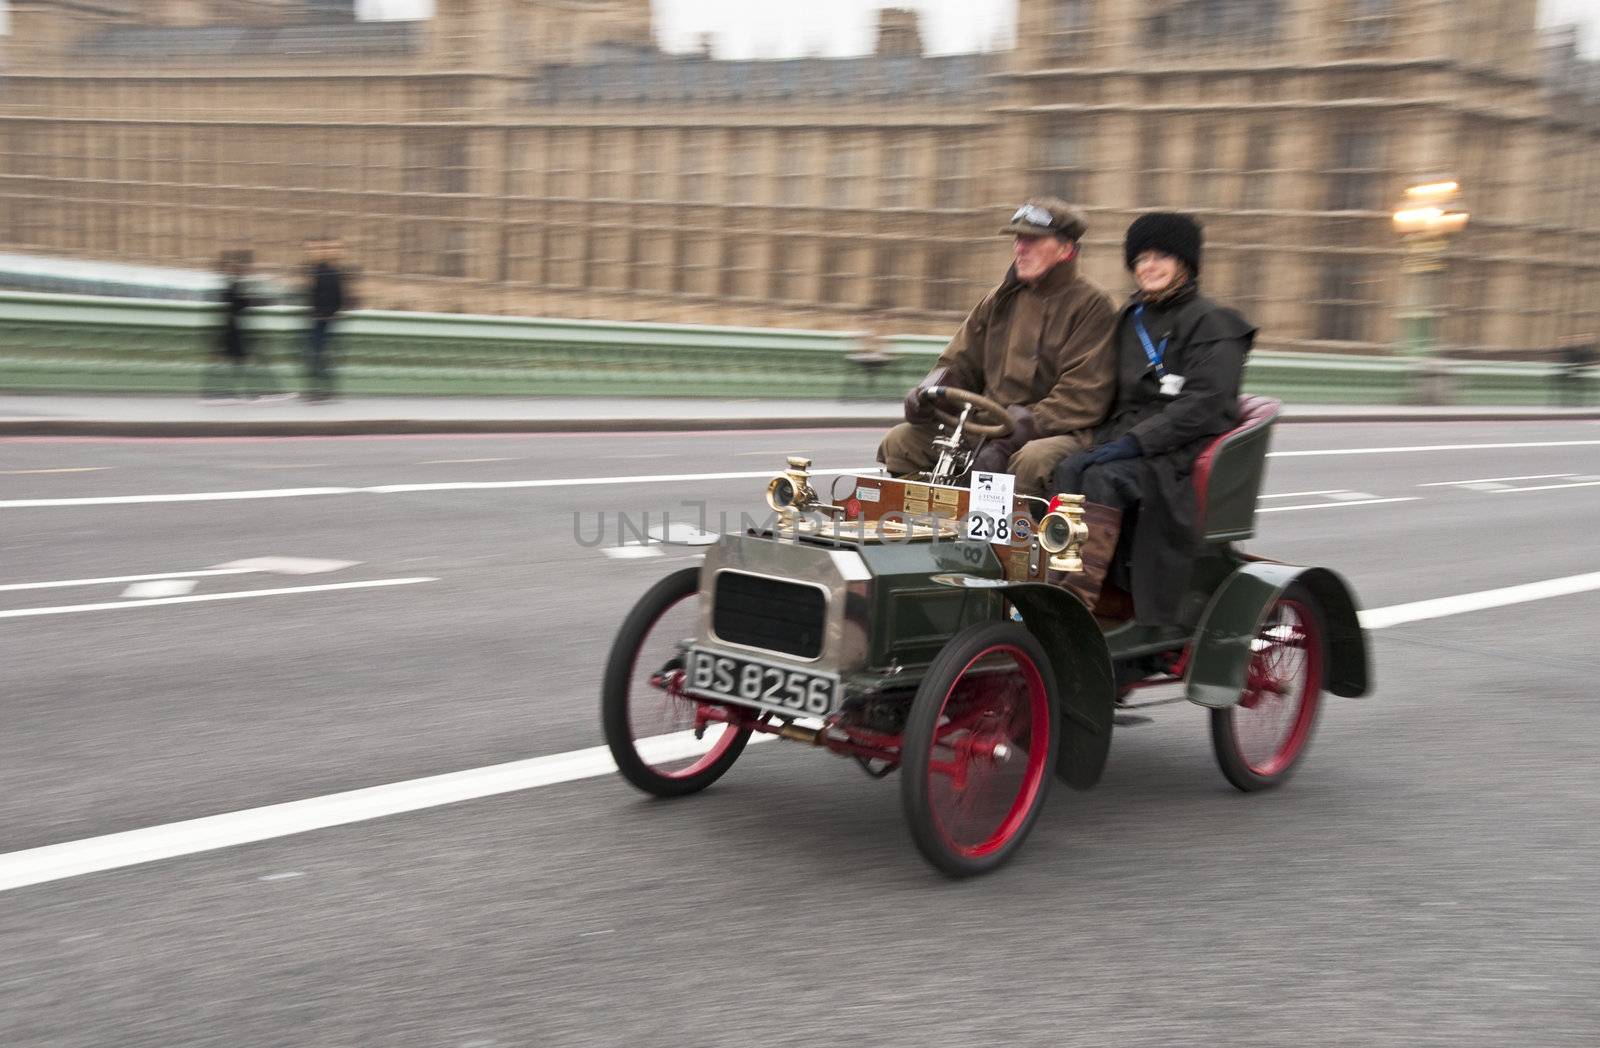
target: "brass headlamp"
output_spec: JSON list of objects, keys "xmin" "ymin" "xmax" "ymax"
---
[
  {"xmin": 766, "ymin": 455, "xmax": 819, "ymax": 521},
  {"xmin": 1037, "ymin": 493, "xmax": 1089, "ymax": 573}
]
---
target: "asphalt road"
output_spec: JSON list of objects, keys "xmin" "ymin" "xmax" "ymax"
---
[{"xmin": 2, "ymin": 420, "xmax": 1598, "ymax": 1047}]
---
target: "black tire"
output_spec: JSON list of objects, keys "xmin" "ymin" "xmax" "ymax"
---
[
  {"xmin": 601, "ymin": 567, "xmax": 752, "ymax": 797},
  {"xmin": 901, "ymin": 621, "xmax": 1060, "ymax": 877},
  {"xmin": 1210, "ymin": 582, "xmax": 1326, "ymax": 792}
]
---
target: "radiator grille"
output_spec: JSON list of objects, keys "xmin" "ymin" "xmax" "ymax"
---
[{"xmin": 712, "ymin": 571, "xmax": 827, "ymax": 659}]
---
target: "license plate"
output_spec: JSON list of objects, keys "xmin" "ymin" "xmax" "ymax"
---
[{"xmin": 683, "ymin": 647, "xmax": 839, "ymax": 717}]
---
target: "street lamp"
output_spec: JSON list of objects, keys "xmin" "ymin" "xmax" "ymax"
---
[{"xmin": 1392, "ymin": 179, "xmax": 1469, "ymax": 405}]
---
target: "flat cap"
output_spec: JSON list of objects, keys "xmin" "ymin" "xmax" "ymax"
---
[{"xmin": 999, "ymin": 197, "xmax": 1087, "ymax": 240}]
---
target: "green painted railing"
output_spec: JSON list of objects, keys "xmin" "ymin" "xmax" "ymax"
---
[{"xmin": 0, "ymin": 290, "xmax": 1592, "ymax": 405}]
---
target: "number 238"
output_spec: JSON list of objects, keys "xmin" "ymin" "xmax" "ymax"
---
[{"xmin": 965, "ymin": 512, "xmax": 1011, "ymax": 542}]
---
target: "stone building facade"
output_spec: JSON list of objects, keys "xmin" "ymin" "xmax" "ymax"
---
[{"xmin": 1, "ymin": 0, "xmax": 1597, "ymax": 353}]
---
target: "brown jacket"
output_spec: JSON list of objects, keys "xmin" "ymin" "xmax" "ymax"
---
[{"xmin": 935, "ymin": 258, "xmax": 1117, "ymax": 436}]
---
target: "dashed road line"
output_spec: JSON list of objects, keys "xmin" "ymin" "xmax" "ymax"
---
[
  {"xmin": 0, "ymin": 568, "xmax": 253, "ymax": 593},
  {"xmin": 0, "ymin": 468, "xmax": 880, "ymax": 509},
  {"xmin": 0, "ymin": 577, "xmax": 438, "ymax": 620},
  {"xmin": 1257, "ymin": 497, "xmax": 1420, "ymax": 513},
  {"xmin": 418, "ymin": 458, "xmax": 517, "ymax": 464},
  {"xmin": 1419, "ymin": 473, "xmax": 1574, "ymax": 487},
  {"xmin": 2, "ymin": 569, "xmax": 1599, "ymax": 893},
  {"xmin": 1269, "ymin": 439, "xmax": 1600, "ymax": 458},
  {"xmin": 1489, "ymin": 479, "xmax": 1600, "ymax": 494}
]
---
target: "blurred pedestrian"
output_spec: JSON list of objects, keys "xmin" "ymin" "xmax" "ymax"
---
[
  {"xmin": 877, "ymin": 197, "xmax": 1117, "ymax": 497},
  {"xmin": 1552, "ymin": 333, "xmax": 1594, "ymax": 408},
  {"xmin": 1051, "ymin": 212, "xmax": 1255, "ymax": 627},
  {"xmin": 304, "ymin": 237, "xmax": 348, "ymax": 402},
  {"xmin": 203, "ymin": 250, "xmax": 279, "ymax": 401}
]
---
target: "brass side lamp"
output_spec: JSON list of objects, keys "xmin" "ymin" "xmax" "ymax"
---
[{"xmin": 1037, "ymin": 493, "xmax": 1089, "ymax": 573}]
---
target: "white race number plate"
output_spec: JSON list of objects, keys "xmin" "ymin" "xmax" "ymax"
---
[{"xmin": 683, "ymin": 648, "xmax": 839, "ymax": 717}]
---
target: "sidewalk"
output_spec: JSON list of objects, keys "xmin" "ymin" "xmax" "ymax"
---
[{"xmin": 1, "ymin": 393, "xmax": 1597, "ymax": 437}]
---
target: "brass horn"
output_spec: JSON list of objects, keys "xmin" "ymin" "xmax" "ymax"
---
[{"xmin": 1037, "ymin": 493, "xmax": 1089, "ymax": 573}]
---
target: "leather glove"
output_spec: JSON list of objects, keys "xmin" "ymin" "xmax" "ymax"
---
[
  {"xmin": 970, "ymin": 441, "xmax": 1011, "ymax": 475},
  {"xmin": 1082, "ymin": 434, "xmax": 1141, "ymax": 465},
  {"xmin": 902, "ymin": 367, "xmax": 948, "ymax": 424},
  {"xmin": 1001, "ymin": 404, "xmax": 1038, "ymax": 447},
  {"xmin": 969, "ymin": 406, "xmax": 1037, "ymax": 476}
]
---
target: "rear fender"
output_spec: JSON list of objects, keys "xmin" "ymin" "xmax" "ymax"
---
[
  {"xmin": 932, "ymin": 576, "xmax": 1115, "ymax": 790},
  {"xmin": 1187, "ymin": 562, "xmax": 1370, "ymax": 709}
]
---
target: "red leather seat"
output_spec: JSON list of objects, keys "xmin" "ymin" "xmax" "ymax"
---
[{"xmin": 1192, "ymin": 395, "xmax": 1281, "ymax": 541}]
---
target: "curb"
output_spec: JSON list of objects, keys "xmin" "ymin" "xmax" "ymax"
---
[{"xmin": 0, "ymin": 409, "xmax": 1596, "ymax": 438}]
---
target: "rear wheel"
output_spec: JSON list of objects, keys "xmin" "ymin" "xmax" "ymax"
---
[
  {"xmin": 901, "ymin": 622, "xmax": 1059, "ymax": 877},
  {"xmin": 601, "ymin": 567, "xmax": 752, "ymax": 797},
  {"xmin": 1210, "ymin": 584, "xmax": 1325, "ymax": 791}
]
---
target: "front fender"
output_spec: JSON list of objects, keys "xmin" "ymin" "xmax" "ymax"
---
[
  {"xmin": 931, "ymin": 575, "xmax": 1115, "ymax": 790},
  {"xmin": 1187, "ymin": 562, "xmax": 1370, "ymax": 709}
]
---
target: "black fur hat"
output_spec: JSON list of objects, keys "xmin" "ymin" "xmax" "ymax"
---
[{"xmin": 1124, "ymin": 212, "xmax": 1203, "ymax": 275}]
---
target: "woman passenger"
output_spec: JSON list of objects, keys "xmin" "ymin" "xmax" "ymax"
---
[{"xmin": 1050, "ymin": 212, "xmax": 1256, "ymax": 627}]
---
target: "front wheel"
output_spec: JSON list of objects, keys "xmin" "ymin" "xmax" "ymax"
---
[
  {"xmin": 901, "ymin": 622, "xmax": 1060, "ymax": 877},
  {"xmin": 1210, "ymin": 583, "xmax": 1325, "ymax": 791},
  {"xmin": 601, "ymin": 567, "xmax": 752, "ymax": 797}
]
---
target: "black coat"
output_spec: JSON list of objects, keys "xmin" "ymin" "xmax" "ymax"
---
[
  {"xmin": 308, "ymin": 262, "xmax": 345, "ymax": 320},
  {"xmin": 217, "ymin": 278, "xmax": 252, "ymax": 359},
  {"xmin": 1099, "ymin": 288, "xmax": 1255, "ymax": 625}
]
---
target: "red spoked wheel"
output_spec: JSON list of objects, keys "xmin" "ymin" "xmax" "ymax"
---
[
  {"xmin": 901, "ymin": 622, "xmax": 1060, "ymax": 877},
  {"xmin": 1210, "ymin": 583, "xmax": 1325, "ymax": 792},
  {"xmin": 602, "ymin": 567, "xmax": 753, "ymax": 797}
]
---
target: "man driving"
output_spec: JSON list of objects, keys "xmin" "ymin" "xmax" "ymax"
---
[{"xmin": 877, "ymin": 197, "xmax": 1118, "ymax": 497}]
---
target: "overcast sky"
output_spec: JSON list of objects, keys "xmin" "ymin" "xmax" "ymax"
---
[
  {"xmin": 353, "ymin": 1, "xmax": 1600, "ymax": 58},
  {"xmin": 0, "ymin": 1, "xmax": 1594, "ymax": 57}
]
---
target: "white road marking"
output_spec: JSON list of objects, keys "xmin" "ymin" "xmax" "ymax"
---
[
  {"xmin": 121, "ymin": 579, "xmax": 197, "ymax": 599},
  {"xmin": 1270, "ymin": 440, "xmax": 1600, "ymax": 458},
  {"xmin": 0, "ymin": 577, "xmax": 437, "ymax": 620},
  {"xmin": 1257, "ymin": 497, "xmax": 1421, "ymax": 513},
  {"xmin": 0, "ymin": 730, "xmax": 768, "ymax": 893},
  {"xmin": 1259, "ymin": 489, "xmax": 1348, "ymax": 499},
  {"xmin": 601, "ymin": 546, "xmax": 664, "ymax": 560},
  {"xmin": 0, "ymin": 568, "xmax": 252, "ymax": 593},
  {"xmin": 419, "ymin": 458, "xmax": 516, "ymax": 464},
  {"xmin": 1, "ymin": 570, "xmax": 1598, "ymax": 893},
  {"xmin": 211, "ymin": 557, "xmax": 358, "ymax": 575},
  {"xmin": 0, "ymin": 486, "xmax": 357, "ymax": 508},
  {"xmin": 3, "ymin": 442, "xmax": 1593, "ymax": 509},
  {"xmin": 258, "ymin": 871, "xmax": 306, "ymax": 882},
  {"xmin": 1419, "ymin": 473, "xmax": 1574, "ymax": 487},
  {"xmin": 0, "ymin": 469, "xmax": 879, "ymax": 509},
  {"xmin": 0, "ymin": 467, "xmax": 109, "ymax": 475},
  {"xmin": 1489, "ymin": 479, "xmax": 1600, "ymax": 494},
  {"xmin": 1359, "ymin": 571, "xmax": 1600, "ymax": 630}
]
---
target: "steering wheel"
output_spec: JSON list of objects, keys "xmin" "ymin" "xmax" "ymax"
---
[{"xmin": 925, "ymin": 386, "xmax": 1015, "ymax": 440}]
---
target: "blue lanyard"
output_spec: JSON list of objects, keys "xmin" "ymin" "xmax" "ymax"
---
[{"xmin": 1132, "ymin": 306, "xmax": 1169, "ymax": 377}]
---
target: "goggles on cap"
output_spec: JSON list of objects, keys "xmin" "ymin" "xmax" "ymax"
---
[{"xmin": 1011, "ymin": 203, "xmax": 1055, "ymax": 228}]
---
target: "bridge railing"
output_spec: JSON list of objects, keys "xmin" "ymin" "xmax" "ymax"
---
[{"xmin": 0, "ymin": 290, "xmax": 1589, "ymax": 405}]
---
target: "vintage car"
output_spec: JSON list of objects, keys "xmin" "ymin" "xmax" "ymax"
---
[{"xmin": 601, "ymin": 388, "xmax": 1370, "ymax": 877}]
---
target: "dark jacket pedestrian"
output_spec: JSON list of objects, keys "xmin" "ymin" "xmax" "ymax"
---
[
  {"xmin": 1554, "ymin": 335, "xmax": 1594, "ymax": 408},
  {"xmin": 218, "ymin": 265, "xmax": 252, "ymax": 361},
  {"xmin": 878, "ymin": 197, "xmax": 1117, "ymax": 496},
  {"xmin": 304, "ymin": 239, "xmax": 348, "ymax": 400},
  {"xmin": 204, "ymin": 251, "xmax": 280, "ymax": 400},
  {"xmin": 1052, "ymin": 212, "xmax": 1255, "ymax": 626}
]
